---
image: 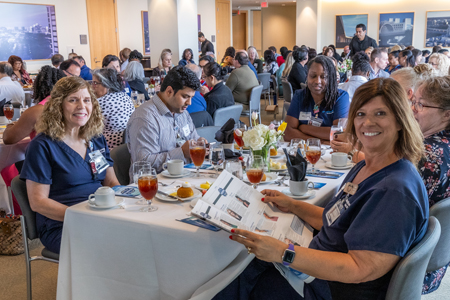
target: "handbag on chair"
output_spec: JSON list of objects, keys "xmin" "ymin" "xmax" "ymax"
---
[{"xmin": 0, "ymin": 209, "xmax": 24, "ymax": 255}]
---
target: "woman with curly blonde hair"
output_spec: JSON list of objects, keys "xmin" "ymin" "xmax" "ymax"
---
[
  {"xmin": 428, "ymin": 53, "xmax": 450, "ymax": 76},
  {"xmin": 20, "ymin": 76, "xmax": 119, "ymax": 254}
]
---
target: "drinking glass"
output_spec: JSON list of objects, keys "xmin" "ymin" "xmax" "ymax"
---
[
  {"xmin": 190, "ymin": 140, "xmax": 207, "ymax": 178},
  {"xmin": 225, "ymin": 160, "xmax": 243, "ymax": 180},
  {"xmin": 234, "ymin": 123, "xmax": 247, "ymax": 153},
  {"xmin": 330, "ymin": 125, "xmax": 343, "ymax": 142},
  {"xmin": 160, "ymin": 74, "xmax": 166, "ymax": 84},
  {"xmin": 155, "ymin": 76, "xmax": 161, "ymax": 86},
  {"xmin": 270, "ymin": 120, "xmax": 281, "ymax": 131},
  {"xmin": 209, "ymin": 144, "xmax": 224, "ymax": 178},
  {"xmin": 150, "ymin": 76, "xmax": 156, "ymax": 86},
  {"xmin": 289, "ymin": 138, "xmax": 305, "ymax": 156},
  {"xmin": 306, "ymin": 139, "xmax": 321, "ymax": 174},
  {"xmin": 138, "ymin": 166, "xmax": 158, "ymax": 212},
  {"xmin": 247, "ymin": 155, "xmax": 265, "ymax": 189},
  {"xmin": 3, "ymin": 104, "xmax": 14, "ymax": 123},
  {"xmin": 133, "ymin": 161, "xmax": 151, "ymax": 184}
]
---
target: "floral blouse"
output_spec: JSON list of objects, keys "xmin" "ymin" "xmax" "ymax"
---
[{"xmin": 418, "ymin": 130, "xmax": 450, "ymax": 294}]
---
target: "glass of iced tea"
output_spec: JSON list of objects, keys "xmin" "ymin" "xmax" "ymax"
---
[
  {"xmin": 138, "ymin": 166, "xmax": 158, "ymax": 212},
  {"xmin": 233, "ymin": 123, "xmax": 247, "ymax": 153},
  {"xmin": 3, "ymin": 103, "xmax": 14, "ymax": 123},
  {"xmin": 306, "ymin": 138, "xmax": 321, "ymax": 174},
  {"xmin": 247, "ymin": 155, "xmax": 264, "ymax": 189},
  {"xmin": 190, "ymin": 139, "xmax": 207, "ymax": 178}
]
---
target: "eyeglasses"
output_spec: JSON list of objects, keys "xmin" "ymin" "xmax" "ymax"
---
[
  {"xmin": 64, "ymin": 70, "xmax": 79, "ymax": 77},
  {"xmin": 409, "ymin": 100, "xmax": 444, "ymax": 112},
  {"xmin": 91, "ymin": 81, "xmax": 101, "ymax": 86}
]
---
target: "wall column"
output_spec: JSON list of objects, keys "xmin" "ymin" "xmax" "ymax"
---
[{"xmin": 296, "ymin": 0, "xmax": 320, "ymax": 50}]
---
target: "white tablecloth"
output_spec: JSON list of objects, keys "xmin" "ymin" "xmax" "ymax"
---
[
  {"xmin": 0, "ymin": 127, "xmax": 30, "ymax": 213},
  {"xmin": 57, "ymin": 150, "xmax": 351, "ymax": 300}
]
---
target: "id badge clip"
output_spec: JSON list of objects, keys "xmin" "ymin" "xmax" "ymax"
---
[
  {"xmin": 308, "ymin": 117, "xmax": 323, "ymax": 127},
  {"xmin": 89, "ymin": 149, "xmax": 109, "ymax": 179},
  {"xmin": 327, "ymin": 182, "xmax": 358, "ymax": 226}
]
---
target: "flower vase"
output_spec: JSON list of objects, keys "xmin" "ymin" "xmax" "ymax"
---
[{"xmin": 251, "ymin": 146, "xmax": 271, "ymax": 172}]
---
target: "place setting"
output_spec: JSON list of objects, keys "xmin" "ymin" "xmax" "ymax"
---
[
  {"xmin": 87, "ymin": 186, "xmax": 125, "ymax": 209},
  {"xmin": 325, "ymin": 152, "xmax": 355, "ymax": 170}
]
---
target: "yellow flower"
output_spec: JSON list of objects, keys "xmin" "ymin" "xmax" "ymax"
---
[{"xmin": 278, "ymin": 122, "xmax": 287, "ymax": 132}]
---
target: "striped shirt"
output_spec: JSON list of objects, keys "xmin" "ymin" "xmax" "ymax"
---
[{"xmin": 126, "ymin": 94, "xmax": 199, "ymax": 175}]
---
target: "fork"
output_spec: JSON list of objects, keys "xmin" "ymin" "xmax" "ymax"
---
[{"xmin": 159, "ymin": 181, "xmax": 175, "ymax": 187}]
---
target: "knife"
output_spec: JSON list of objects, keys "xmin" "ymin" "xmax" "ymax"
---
[{"xmin": 157, "ymin": 190, "xmax": 184, "ymax": 202}]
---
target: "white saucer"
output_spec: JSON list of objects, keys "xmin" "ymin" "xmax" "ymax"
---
[
  {"xmin": 325, "ymin": 162, "xmax": 354, "ymax": 170},
  {"xmin": 88, "ymin": 197, "xmax": 124, "ymax": 209},
  {"xmin": 161, "ymin": 169, "xmax": 191, "ymax": 178},
  {"xmin": 155, "ymin": 188, "xmax": 201, "ymax": 202},
  {"xmin": 282, "ymin": 189, "xmax": 316, "ymax": 199},
  {"xmin": 244, "ymin": 172, "xmax": 278, "ymax": 184}
]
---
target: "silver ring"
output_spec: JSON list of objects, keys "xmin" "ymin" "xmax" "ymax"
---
[{"xmin": 247, "ymin": 247, "xmax": 252, "ymax": 254}]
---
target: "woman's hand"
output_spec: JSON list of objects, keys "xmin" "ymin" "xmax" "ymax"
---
[
  {"xmin": 229, "ymin": 228, "xmax": 287, "ymax": 263},
  {"xmin": 261, "ymin": 189, "xmax": 294, "ymax": 213},
  {"xmin": 331, "ymin": 132, "xmax": 353, "ymax": 153}
]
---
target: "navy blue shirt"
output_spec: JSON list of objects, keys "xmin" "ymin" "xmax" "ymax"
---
[
  {"xmin": 178, "ymin": 59, "xmax": 195, "ymax": 66},
  {"xmin": 80, "ymin": 65, "xmax": 93, "ymax": 81},
  {"xmin": 309, "ymin": 159, "xmax": 428, "ymax": 298},
  {"xmin": 20, "ymin": 134, "xmax": 113, "ymax": 236},
  {"xmin": 287, "ymin": 89, "xmax": 349, "ymax": 127},
  {"xmin": 187, "ymin": 91, "xmax": 207, "ymax": 114}
]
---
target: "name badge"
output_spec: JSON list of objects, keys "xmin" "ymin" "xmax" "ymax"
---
[
  {"xmin": 182, "ymin": 124, "xmax": 191, "ymax": 137},
  {"xmin": 326, "ymin": 196, "xmax": 351, "ymax": 226},
  {"xmin": 308, "ymin": 117, "xmax": 323, "ymax": 127},
  {"xmin": 124, "ymin": 88, "xmax": 130, "ymax": 93},
  {"xmin": 88, "ymin": 150, "xmax": 109, "ymax": 179},
  {"xmin": 299, "ymin": 112, "xmax": 311, "ymax": 121}
]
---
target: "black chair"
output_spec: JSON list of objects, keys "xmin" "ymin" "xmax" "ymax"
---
[
  {"xmin": 190, "ymin": 111, "xmax": 214, "ymax": 128},
  {"xmin": 110, "ymin": 143, "xmax": 131, "ymax": 185},
  {"xmin": 11, "ymin": 176, "xmax": 59, "ymax": 300}
]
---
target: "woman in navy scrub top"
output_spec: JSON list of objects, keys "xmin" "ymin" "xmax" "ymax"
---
[
  {"xmin": 217, "ymin": 78, "xmax": 428, "ymax": 300},
  {"xmin": 284, "ymin": 55, "xmax": 349, "ymax": 142},
  {"xmin": 20, "ymin": 77, "xmax": 120, "ymax": 254}
]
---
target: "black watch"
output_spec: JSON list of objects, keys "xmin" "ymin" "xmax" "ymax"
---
[{"xmin": 282, "ymin": 244, "xmax": 296, "ymax": 266}]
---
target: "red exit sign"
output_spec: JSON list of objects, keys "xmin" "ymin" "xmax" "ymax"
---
[{"xmin": 261, "ymin": 2, "xmax": 268, "ymax": 7}]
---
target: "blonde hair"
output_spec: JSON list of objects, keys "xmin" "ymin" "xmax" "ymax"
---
[
  {"xmin": 157, "ymin": 50, "xmax": 172, "ymax": 70},
  {"xmin": 429, "ymin": 53, "xmax": 450, "ymax": 76},
  {"xmin": 282, "ymin": 53, "xmax": 294, "ymax": 78},
  {"xmin": 248, "ymin": 46, "xmax": 259, "ymax": 61},
  {"xmin": 346, "ymin": 78, "xmax": 424, "ymax": 165},
  {"xmin": 36, "ymin": 77, "xmax": 103, "ymax": 142},
  {"xmin": 391, "ymin": 65, "xmax": 436, "ymax": 94},
  {"xmin": 390, "ymin": 45, "xmax": 402, "ymax": 53}
]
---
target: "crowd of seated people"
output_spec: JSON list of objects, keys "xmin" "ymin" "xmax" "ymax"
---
[{"xmin": 4, "ymin": 29, "xmax": 450, "ymax": 299}]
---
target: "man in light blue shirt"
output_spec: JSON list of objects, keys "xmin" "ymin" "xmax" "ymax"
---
[{"xmin": 368, "ymin": 48, "xmax": 390, "ymax": 80}]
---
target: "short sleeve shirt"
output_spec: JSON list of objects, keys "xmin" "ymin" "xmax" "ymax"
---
[
  {"xmin": 20, "ymin": 134, "xmax": 113, "ymax": 236},
  {"xmin": 287, "ymin": 89, "xmax": 349, "ymax": 127}
]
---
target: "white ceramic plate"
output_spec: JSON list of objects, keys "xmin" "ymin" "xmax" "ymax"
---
[
  {"xmin": 243, "ymin": 172, "xmax": 278, "ymax": 184},
  {"xmin": 160, "ymin": 169, "xmax": 191, "ymax": 178},
  {"xmin": 282, "ymin": 189, "xmax": 316, "ymax": 200},
  {"xmin": 88, "ymin": 197, "xmax": 124, "ymax": 209},
  {"xmin": 155, "ymin": 188, "xmax": 201, "ymax": 202},
  {"xmin": 325, "ymin": 162, "xmax": 354, "ymax": 170}
]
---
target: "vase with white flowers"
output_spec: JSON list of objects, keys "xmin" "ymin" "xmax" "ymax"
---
[{"xmin": 241, "ymin": 113, "xmax": 287, "ymax": 171}]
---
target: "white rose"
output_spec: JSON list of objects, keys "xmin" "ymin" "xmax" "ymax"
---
[{"xmin": 243, "ymin": 129, "xmax": 266, "ymax": 150}]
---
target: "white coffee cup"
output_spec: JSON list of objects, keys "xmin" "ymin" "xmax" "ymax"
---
[
  {"xmin": 163, "ymin": 159, "xmax": 184, "ymax": 175},
  {"xmin": 88, "ymin": 187, "xmax": 116, "ymax": 207},
  {"xmin": 331, "ymin": 152, "xmax": 352, "ymax": 167},
  {"xmin": 289, "ymin": 179, "xmax": 314, "ymax": 196}
]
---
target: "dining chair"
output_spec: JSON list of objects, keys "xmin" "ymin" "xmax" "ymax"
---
[
  {"xmin": 213, "ymin": 104, "xmax": 243, "ymax": 127},
  {"xmin": 271, "ymin": 74, "xmax": 279, "ymax": 103},
  {"xmin": 385, "ymin": 216, "xmax": 441, "ymax": 300},
  {"xmin": 257, "ymin": 73, "xmax": 271, "ymax": 106},
  {"xmin": 190, "ymin": 111, "xmax": 214, "ymax": 128},
  {"xmin": 241, "ymin": 85, "xmax": 263, "ymax": 125},
  {"xmin": 282, "ymin": 101, "xmax": 291, "ymax": 121},
  {"xmin": 196, "ymin": 126, "xmax": 221, "ymax": 143},
  {"xmin": 11, "ymin": 176, "xmax": 59, "ymax": 300},
  {"xmin": 426, "ymin": 197, "xmax": 450, "ymax": 288},
  {"xmin": 110, "ymin": 143, "xmax": 131, "ymax": 185},
  {"xmin": 281, "ymin": 80, "xmax": 293, "ymax": 103},
  {"xmin": 122, "ymin": 128, "xmax": 128, "ymax": 144}
]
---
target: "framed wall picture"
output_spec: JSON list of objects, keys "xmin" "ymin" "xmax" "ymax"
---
[
  {"xmin": 335, "ymin": 14, "xmax": 368, "ymax": 48},
  {"xmin": 0, "ymin": 2, "xmax": 59, "ymax": 61},
  {"xmin": 425, "ymin": 10, "xmax": 450, "ymax": 48},
  {"xmin": 141, "ymin": 11, "xmax": 150, "ymax": 55},
  {"xmin": 378, "ymin": 12, "xmax": 414, "ymax": 48}
]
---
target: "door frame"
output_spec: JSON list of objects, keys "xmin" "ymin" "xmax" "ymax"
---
[
  {"xmin": 232, "ymin": 10, "xmax": 248, "ymax": 50},
  {"xmin": 85, "ymin": 0, "xmax": 120, "ymax": 67}
]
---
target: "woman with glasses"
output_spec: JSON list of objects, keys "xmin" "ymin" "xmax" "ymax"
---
[
  {"xmin": 8, "ymin": 55, "xmax": 32, "ymax": 85},
  {"xmin": 91, "ymin": 68, "xmax": 134, "ymax": 149},
  {"xmin": 428, "ymin": 53, "xmax": 450, "ymax": 76}
]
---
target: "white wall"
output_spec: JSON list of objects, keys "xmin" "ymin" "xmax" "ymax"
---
[
  {"xmin": 296, "ymin": 0, "xmax": 319, "ymax": 50},
  {"xmin": 177, "ymin": 0, "xmax": 200, "ymax": 64},
  {"xmin": 197, "ymin": 0, "xmax": 216, "ymax": 55},
  {"xmin": 117, "ymin": 0, "xmax": 148, "ymax": 54},
  {"xmin": 319, "ymin": 0, "xmax": 450, "ymax": 51}
]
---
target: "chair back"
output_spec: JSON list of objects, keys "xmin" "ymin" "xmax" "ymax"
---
[
  {"xmin": 11, "ymin": 176, "xmax": 38, "ymax": 240},
  {"xmin": 110, "ymin": 144, "xmax": 131, "ymax": 185},
  {"xmin": 213, "ymin": 104, "xmax": 243, "ymax": 127},
  {"xmin": 191, "ymin": 111, "xmax": 214, "ymax": 128},
  {"xmin": 282, "ymin": 101, "xmax": 291, "ymax": 121},
  {"xmin": 249, "ymin": 85, "xmax": 263, "ymax": 112},
  {"xmin": 271, "ymin": 75, "xmax": 278, "ymax": 98},
  {"xmin": 281, "ymin": 80, "xmax": 293, "ymax": 103},
  {"xmin": 122, "ymin": 128, "xmax": 128, "ymax": 144},
  {"xmin": 257, "ymin": 73, "xmax": 270, "ymax": 92},
  {"xmin": 427, "ymin": 197, "xmax": 450, "ymax": 272},
  {"xmin": 386, "ymin": 217, "xmax": 441, "ymax": 300},
  {"xmin": 196, "ymin": 126, "xmax": 221, "ymax": 143}
]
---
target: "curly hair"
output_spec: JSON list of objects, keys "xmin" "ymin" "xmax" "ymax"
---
[
  {"xmin": 351, "ymin": 52, "xmax": 371, "ymax": 75},
  {"xmin": 429, "ymin": 53, "xmax": 450, "ymax": 76},
  {"xmin": 304, "ymin": 56, "xmax": 339, "ymax": 111},
  {"xmin": 161, "ymin": 65, "xmax": 200, "ymax": 94},
  {"xmin": 33, "ymin": 66, "xmax": 66, "ymax": 103},
  {"xmin": 36, "ymin": 77, "xmax": 103, "ymax": 142},
  {"xmin": 347, "ymin": 78, "xmax": 424, "ymax": 165}
]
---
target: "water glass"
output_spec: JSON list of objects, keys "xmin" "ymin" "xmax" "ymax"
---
[
  {"xmin": 225, "ymin": 160, "xmax": 243, "ymax": 180},
  {"xmin": 209, "ymin": 144, "xmax": 224, "ymax": 178}
]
